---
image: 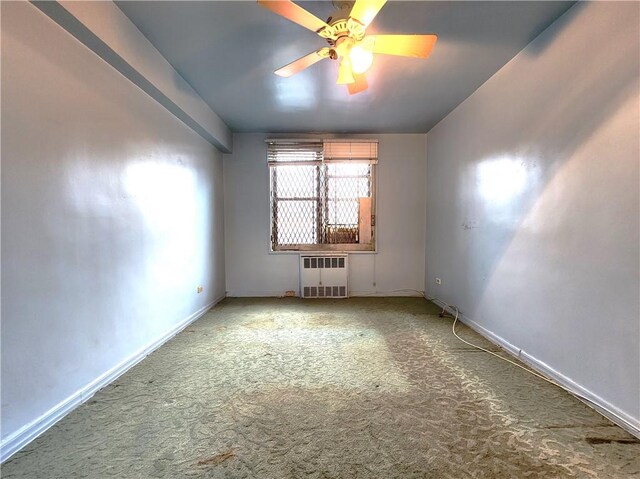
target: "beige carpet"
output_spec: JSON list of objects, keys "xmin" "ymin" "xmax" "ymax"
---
[{"xmin": 2, "ymin": 298, "xmax": 639, "ymax": 478}]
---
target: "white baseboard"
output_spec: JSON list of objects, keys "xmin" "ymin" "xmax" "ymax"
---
[
  {"xmin": 226, "ymin": 290, "xmax": 296, "ymax": 297},
  {"xmin": 0, "ymin": 295, "xmax": 225, "ymax": 463},
  {"xmin": 430, "ymin": 298, "xmax": 640, "ymax": 439},
  {"xmin": 350, "ymin": 291, "xmax": 424, "ymax": 297}
]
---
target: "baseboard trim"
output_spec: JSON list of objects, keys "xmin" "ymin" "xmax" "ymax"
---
[
  {"xmin": 0, "ymin": 294, "xmax": 225, "ymax": 463},
  {"xmin": 350, "ymin": 291, "xmax": 424, "ymax": 297},
  {"xmin": 430, "ymin": 298, "xmax": 640, "ymax": 439},
  {"xmin": 226, "ymin": 291, "xmax": 296, "ymax": 297}
]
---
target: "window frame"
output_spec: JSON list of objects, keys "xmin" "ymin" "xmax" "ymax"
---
[{"xmin": 267, "ymin": 140, "xmax": 377, "ymax": 253}]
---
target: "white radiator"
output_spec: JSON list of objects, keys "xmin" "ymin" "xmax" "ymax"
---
[{"xmin": 300, "ymin": 254, "xmax": 348, "ymax": 298}]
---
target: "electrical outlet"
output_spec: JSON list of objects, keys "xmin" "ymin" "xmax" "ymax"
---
[
  {"xmin": 284, "ymin": 290, "xmax": 295, "ymax": 297},
  {"xmin": 435, "ymin": 278, "xmax": 442, "ymax": 285},
  {"xmin": 197, "ymin": 286, "xmax": 204, "ymax": 293}
]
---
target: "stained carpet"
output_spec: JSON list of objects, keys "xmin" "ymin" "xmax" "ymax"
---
[{"xmin": 2, "ymin": 298, "xmax": 639, "ymax": 478}]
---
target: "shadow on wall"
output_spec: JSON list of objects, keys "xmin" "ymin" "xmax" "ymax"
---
[
  {"xmin": 523, "ymin": 1, "xmax": 583, "ymax": 55},
  {"xmin": 458, "ymin": 3, "xmax": 639, "ymax": 312}
]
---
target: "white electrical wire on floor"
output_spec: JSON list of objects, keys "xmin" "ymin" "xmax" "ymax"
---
[{"xmin": 429, "ymin": 297, "xmax": 595, "ymax": 405}]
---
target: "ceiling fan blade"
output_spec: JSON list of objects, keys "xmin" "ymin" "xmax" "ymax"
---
[
  {"xmin": 275, "ymin": 48, "xmax": 330, "ymax": 77},
  {"xmin": 348, "ymin": 73, "xmax": 368, "ymax": 95},
  {"xmin": 336, "ymin": 60, "xmax": 355, "ymax": 85},
  {"xmin": 350, "ymin": 0, "xmax": 387, "ymax": 29},
  {"xmin": 369, "ymin": 34, "xmax": 438, "ymax": 58},
  {"xmin": 258, "ymin": 0, "xmax": 331, "ymax": 35}
]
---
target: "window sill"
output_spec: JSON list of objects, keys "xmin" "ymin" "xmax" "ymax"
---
[{"xmin": 269, "ymin": 244, "xmax": 377, "ymax": 254}]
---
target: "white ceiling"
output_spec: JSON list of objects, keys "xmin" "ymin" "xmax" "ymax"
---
[{"xmin": 116, "ymin": 1, "xmax": 574, "ymax": 133}]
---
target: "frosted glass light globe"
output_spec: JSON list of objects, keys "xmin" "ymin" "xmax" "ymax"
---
[{"xmin": 350, "ymin": 45, "xmax": 373, "ymax": 74}]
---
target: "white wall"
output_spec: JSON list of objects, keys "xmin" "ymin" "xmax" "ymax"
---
[
  {"xmin": 224, "ymin": 133, "xmax": 426, "ymax": 297},
  {"xmin": 1, "ymin": 1, "xmax": 225, "ymax": 452},
  {"xmin": 425, "ymin": 2, "xmax": 639, "ymax": 432}
]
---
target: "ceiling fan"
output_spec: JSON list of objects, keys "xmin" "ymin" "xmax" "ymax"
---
[{"xmin": 258, "ymin": 0, "xmax": 437, "ymax": 95}]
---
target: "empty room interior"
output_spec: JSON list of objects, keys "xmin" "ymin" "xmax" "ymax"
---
[{"xmin": 1, "ymin": 0, "xmax": 639, "ymax": 477}]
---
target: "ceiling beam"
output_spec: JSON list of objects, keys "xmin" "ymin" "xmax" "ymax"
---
[{"xmin": 31, "ymin": 1, "xmax": 232, "ymax": 153}]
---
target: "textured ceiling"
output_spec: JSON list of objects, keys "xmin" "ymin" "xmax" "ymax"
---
[{"xmin": 117, "ymin": 1, "xmax": 574, "ymax": 133}]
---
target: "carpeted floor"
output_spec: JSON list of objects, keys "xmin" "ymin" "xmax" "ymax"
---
[{"xmin": 2, "ymin": 298, "xmax": 639, "ymax": 478}]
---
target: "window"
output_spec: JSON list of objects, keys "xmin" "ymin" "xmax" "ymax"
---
[{"xmin": 268, "ymin": 140, "xmax": 377, "ymax": 251}]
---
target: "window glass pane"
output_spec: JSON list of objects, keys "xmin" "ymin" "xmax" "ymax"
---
[
  {"xmin": 327, "ymin": 163, "xmax": 371, "ymax": 176},
  {"xmin": 276, "ymin": 200, "xmax": 316, "ymax": 245},
  {"xmin": 326, "ymin": 164, "xmax": 371, "ymax": 200},
  {"xmin": 327, "ymin": 177, "xmax": 370, "ymax": 199},
  {"xmin": 274, "ymin": 165, "xmax": 317, "ymax": 198},
  {"xmin": 327, "ymin": 199, "xmax": 359, "ymax": 225}
]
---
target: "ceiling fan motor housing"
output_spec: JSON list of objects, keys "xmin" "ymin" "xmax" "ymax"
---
[{"xmin": 320, "ymin": 3, "xmax": 366, "ymax": 44}]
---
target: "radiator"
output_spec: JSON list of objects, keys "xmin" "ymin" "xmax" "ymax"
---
[{"xmin": 300, "ymin": 254, "xmax": 348, "ymax": 298}]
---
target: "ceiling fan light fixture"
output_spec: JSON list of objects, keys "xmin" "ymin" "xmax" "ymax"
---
[
  {"xmin": 350, "ymin": 44, "xmax": 373, "ymax": 74},
  {"xmin": 259, "ymin": 0, "xmax": 437, "ymax": 95}
]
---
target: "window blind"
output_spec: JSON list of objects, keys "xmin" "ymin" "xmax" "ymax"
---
[
  {"xmin": 267, "ymin": 141, "xmax": 323, "ymax": 166},
  {"xmin": 266, "ymin": 139, "xmax": 378, "ymax": 165},
  {"xmin": 324, "ymin": 141, "xmax": 378, "ymax": 164}
]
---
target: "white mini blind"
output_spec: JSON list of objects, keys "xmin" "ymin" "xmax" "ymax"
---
[
  {"xmin": 267, "ymin": 141, "xmax": 323, "ymax": 166},
  {"xmin": 323, "ymin": 141, "xmax": 378, "ymax": 164},
  {"xmin": 266, "ymin": 139, "xmax": 378, "ymax": 165}
]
